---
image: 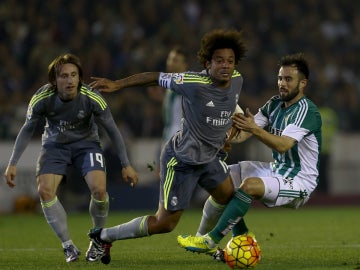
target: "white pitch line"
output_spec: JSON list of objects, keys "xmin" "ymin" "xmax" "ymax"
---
[
  {"xmin": 263, "ymin": 244, "xmax": 360, "ymax": 248},
  {"xmin": 0, "ymin": 248, "xmax": 58, "ymax": 251}
]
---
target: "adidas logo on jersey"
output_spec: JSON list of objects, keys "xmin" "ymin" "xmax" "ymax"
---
[{"xmin": 206, "ymin": 101, "xmax": 215, "ymax": 107}]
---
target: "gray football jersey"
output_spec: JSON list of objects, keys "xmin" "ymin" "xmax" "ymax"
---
[
  {"xmin": 9, "ymin": 84, "xmax": 130, "ymax": 166},
  {"xmin": 159, "ymin": 70, "xmax": 243, "ymax": 164}
]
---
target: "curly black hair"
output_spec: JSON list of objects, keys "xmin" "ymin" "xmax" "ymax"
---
[{"xmin": 197, "ymin": 29, "xmax": 247, "ymax": 68}]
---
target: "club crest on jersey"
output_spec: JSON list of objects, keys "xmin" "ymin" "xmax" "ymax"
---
[
  {"xmin": 172, "ymin": 73, "xmax": 184, "ymax": 84},
  {"xmin": 284, "ymin": 114, "xmax": 291, "ymax": 125},
  {"xmin": 283, "ymin": 177, "xmax": 294, "ymax": 189},
  {"xmin": 77, "ymin": 110, "xmax": 85, "ymax": 119},
  {"xmin": 26, "ymin": 105, "xmax": 33, "ymax": 120}
]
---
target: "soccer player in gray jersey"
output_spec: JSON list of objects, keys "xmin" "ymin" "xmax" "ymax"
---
[
  {"xmin": 3, "ymin": 53, "xmax": 138, "ymax": 263},
  {"xmin": 87, "ymin": 29, "xmax": 247, "ymax": 264},
  {"xmin": 177, "ymin": 53, "xmax": 322, "ymax": 261}
]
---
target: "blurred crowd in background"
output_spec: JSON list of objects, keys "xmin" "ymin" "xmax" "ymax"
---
[{"xmin": 0, "ymin": 0, "xmax": 359, "ymax": 141}]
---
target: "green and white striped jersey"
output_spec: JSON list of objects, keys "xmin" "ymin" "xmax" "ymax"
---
[
  {"xmin": 256, "ymin": 95, "xmax": 322, "ymax": 186},
  {"xmin": 162, "ymin": 89, "xmax": 183, "ymax": 146}
]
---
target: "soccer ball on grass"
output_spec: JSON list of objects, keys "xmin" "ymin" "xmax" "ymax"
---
[{"xmin": 224, "ymin": 235, "xmax": 261, "ymax": 269}]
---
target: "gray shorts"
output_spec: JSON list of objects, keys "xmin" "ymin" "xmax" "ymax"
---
[
  {"xmin": 159, "ymin": 143, "xmax": 229, "ymax": 211},
  {"xmin": 36, "ymin": 141, "xmax": 106, "ymax": 177}
]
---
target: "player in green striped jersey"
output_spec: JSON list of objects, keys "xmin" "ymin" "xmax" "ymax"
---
[
  {"xmin": 3, "ymin": 53, "xmax": 138, "ymax": 263},
  {"xmin": 162, "ymin": 46, "xmax": 189, "ymax": 147},
  {"xmin": 177, "ymin": 53, "xmax": 322, "ymax": 258}
]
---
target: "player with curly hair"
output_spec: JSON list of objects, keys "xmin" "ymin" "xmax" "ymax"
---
[{"xmin": 87, "ymin": 28, "xmax": 247, "ymax": 264}]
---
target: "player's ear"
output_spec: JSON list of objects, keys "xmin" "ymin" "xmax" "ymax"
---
[
  {"xmin": 300, "ymin": 78, "xmax": 307, "ymax": 88},
  {"xmin": 205, "ymin": 60, "xmax": 211, "ymax": 70}
]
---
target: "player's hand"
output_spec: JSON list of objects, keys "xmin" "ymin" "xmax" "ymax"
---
[
  {"xmin": 121, "ymin": 165, "xmax": 139, "ymax": 188},
  {"xmin": 4, "ymin": 165, "xmax": 17, "ymax": 188},
  {"xmin": 89, "ymin": 77, "xmax": 119, "ymax": 92},
  {"xmin": 232, "ymin": 108, "xmax": 258, "ymax": 133}
]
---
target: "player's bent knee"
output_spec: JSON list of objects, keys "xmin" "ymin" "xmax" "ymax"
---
[
  {"xmin": 208, "ymin": 179, "xmax": 235, "ymax": 205},
  {"xmin": 240, "ymin": 177, "xmax": 264, "ymax": 199},
  {"xmin": 37, "ymin": 187, "xmax": 56, "ymax": 201},
  {"xmin": 149, "ymin": 209, "xmax": 182, "ymax": 234},
  {"xmin": 91, "ymin": 189, "xmax": 107, "ymax": 200},
  {"xmin": 159, "ymin": 222, "xmax": 177, "ymax": 233}
]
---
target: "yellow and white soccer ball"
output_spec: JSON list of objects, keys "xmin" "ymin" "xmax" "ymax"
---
[{"xmin": 224, "ymin": 235, "xmax": 261, "ymax": 269}]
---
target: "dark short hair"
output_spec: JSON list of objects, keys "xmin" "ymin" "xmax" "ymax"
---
[
  {"xmin": 48, "ymin": 53, "xmax": 83, "ymax": 85},
  {"xmin": 170, "ymin": 45, "xmax": 189, "ymax": 62},
  {"xmin": 279, "ymin": 53, "xmax": 309, "ymax": 79},
  {"xmin": 197, "ymin": 29, "xmax": 247, "ymax": 68}
]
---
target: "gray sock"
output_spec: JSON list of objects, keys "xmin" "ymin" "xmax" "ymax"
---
[
  {"xmin": 101, "ymin": 216, "xmax": 149, "ymax": 242},
  {"xmin": 196, "ymin": 196, "xmax": 226, "ymax": 236},
  {"xmin": 41, "ymin": 196, "xmax": 70, "ymax": 243},
  {"xmin": 89, "ymin": 193, "xmax": 109, "ymax": 228}
]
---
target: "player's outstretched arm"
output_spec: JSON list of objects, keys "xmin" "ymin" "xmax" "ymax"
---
[
  {"xmin": 90, "ymin": 72, "xmax": 160, "ymax": 93},
  {"xmin": 89, "ymin": 77, "xmax": 120, "ymax": 92},
  {"xmin": 4, "ymin": 165, "xmax": 17, "ymax": 188}
]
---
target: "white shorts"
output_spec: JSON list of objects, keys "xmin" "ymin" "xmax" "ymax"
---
[{"xmin": 229, "ymin": 161, "xmax": 313, "ymax": 209}]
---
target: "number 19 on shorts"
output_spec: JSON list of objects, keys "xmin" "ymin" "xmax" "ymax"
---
[{"xmin": 89, "ymin": 152, "xmax": 104, "ymax": 168}]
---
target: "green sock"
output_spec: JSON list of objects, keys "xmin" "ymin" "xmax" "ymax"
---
[
  {"xmin": 208, "ymin": 189, "xmax": 252, "ymax": 243},
  {"xmin": 232, "ymin": 218, "xmax": 249, "ymax": 237}
]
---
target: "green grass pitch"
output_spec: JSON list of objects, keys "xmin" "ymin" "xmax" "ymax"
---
[{"xmin": 0, "ymin": 206, "xmax": 359, "ymax": 270}]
